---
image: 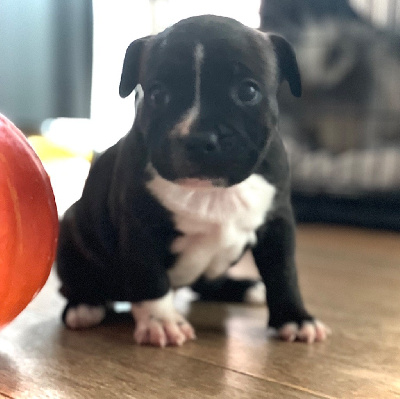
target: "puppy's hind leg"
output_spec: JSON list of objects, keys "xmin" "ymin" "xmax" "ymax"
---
[
  {"xmin": 191, "ymin": 276, "xmax": 266, "ymax": 305},
  {"xmin": 57, "ymin": 209, "xmax": 108, "ymax": 330},
  {"xmin": 63, "ymin": 303, "xmax": 107, "ymax": 330}
]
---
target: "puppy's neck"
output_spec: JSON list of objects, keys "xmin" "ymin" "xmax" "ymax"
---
[{"xmin": 146, "ymin": 166, "xmax": 276, "ymax": 227}]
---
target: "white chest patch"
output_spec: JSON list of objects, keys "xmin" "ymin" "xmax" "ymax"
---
[{"xmin": 146, "ymin": 173, "xmax": 276, "ymax": 287}]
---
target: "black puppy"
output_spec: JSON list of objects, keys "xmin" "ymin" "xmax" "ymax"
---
[{"xmin": 57, "ymin": 15, "xmax": 329, "ymax": 346}]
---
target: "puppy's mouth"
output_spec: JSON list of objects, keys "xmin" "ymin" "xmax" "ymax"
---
[
  {"xmin": 147, "ymin": 164, "xmax": 229, "ymax": 189},
  {"xmin": 148, "ymin": 124, "xmax": 260, "ymax": 187},
  {"xmin": 174, "ymin": 177, "xmax": 228, "ymax": 188}
]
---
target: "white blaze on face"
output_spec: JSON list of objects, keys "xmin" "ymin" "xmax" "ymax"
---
[{"xmin": 173, "ymin": 43, "xmax": 204, "ymax": 137}]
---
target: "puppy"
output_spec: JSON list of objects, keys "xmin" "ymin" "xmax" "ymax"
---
[{"xmin": 57, "ymin": 15, "xmax": 329, "ymax": 346}]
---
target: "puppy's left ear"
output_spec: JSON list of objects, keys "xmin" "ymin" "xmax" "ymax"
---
[
  {"xmin": 119, "ymin": 36, "xmax": 152, "ymax": 98},
  {"xmin": 269, "ymin": 34, "xmax": 302, "ymax": 97}
]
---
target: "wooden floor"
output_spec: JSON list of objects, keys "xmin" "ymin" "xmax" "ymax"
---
[{"xmin": 1, "ymin": 225, "xmax": 399, "ymax": 398}]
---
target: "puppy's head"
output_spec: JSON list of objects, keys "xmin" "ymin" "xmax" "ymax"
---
[{"xmin": 120, "ymin": 15, "xmax": 301, "ymax": 186}]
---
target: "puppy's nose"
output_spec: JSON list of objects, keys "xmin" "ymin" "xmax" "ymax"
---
[{"xmin": 184, "ymin": 132, "xmax": 221, "ymax": 156}]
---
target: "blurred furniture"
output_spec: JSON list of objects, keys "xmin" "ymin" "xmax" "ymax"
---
[{"xmin": 260, "ymin": 0, "xmax": 400, "ymax": 230}]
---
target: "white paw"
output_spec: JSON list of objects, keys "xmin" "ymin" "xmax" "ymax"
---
[
  {"xmin": 131, "ymin": 291, "xmax": 196, "ymax": 347},
  {"xmin": 268, "ymin": 320, "xmax": 331, "ymax": 343},
  {"xmin": 65, "ymin": 304, "xmax": 106, "ymax": 330},
  {"xmin": 244, "ymin": 281, "xmax": 266, "ymax": 305}
]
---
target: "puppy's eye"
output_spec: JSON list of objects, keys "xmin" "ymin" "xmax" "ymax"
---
[
  {"xmin": 148, "ymin": 84, "xmax": 170, "ymax": 108},
  {"xmin": 233, "ymin": 80, "xmax": 262, "ymax": 106}
]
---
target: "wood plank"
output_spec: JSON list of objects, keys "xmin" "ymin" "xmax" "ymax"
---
[
  {"xmin": 0, "ymin": 281, "xmax": 316, "ymax": 399},
  {"xmin": 297, "ymin": 225, "xmax": 400, "ymax": 265},
  {"xmin": 0, "ymin": 226, "xmax": 399, "ymax": 398},
  {"xmin": 163, "ymin": 226, "xmax": 400, "ymax": 399}
]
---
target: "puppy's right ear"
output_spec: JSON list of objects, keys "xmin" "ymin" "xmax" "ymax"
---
[
  {"xmin": 119, "ymin": 36, "xmax": 151, "ymax": 98},
  {"xmin": 269, "ymin": 34, "xmax": 302, "ymax": 97}
]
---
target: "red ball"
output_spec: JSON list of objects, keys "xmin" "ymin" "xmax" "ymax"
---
[{"xmin": 0, "ymin": 114, "xmax": 59, "ymax": 327}]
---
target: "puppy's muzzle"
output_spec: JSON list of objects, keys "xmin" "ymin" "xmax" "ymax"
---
[
  {"xmin": 184, "ymin": 131, "xmax": 223, "ymax": 158},
  {"xmin": 173, "ymin": 128, "xmax": 258, "ymax": 184},
  {"xmin": 183, "ymin": 127, "xmax": 244, "ymax": 161}
]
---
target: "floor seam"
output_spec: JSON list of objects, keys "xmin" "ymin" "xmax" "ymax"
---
[{"xmin": 171, "ymin": 350, "xmax": 337, "ymax": 399}]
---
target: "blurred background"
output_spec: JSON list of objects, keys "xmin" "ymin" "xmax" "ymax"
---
[{"xmin": 0, "ymin": 0, "xmax": 399, "ymax": 229}]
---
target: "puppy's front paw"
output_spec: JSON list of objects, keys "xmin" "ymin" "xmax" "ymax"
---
[
  {"xmin": 268, "ymin": 320, "xmax": 331, "ymax": 343},
  {"xmin": 133, "ymin": 316, "xmax": 196, "ymax": 348},
  {"xmin": 131, "ymin": 291, "xmax": 196, "ymax": 347}
]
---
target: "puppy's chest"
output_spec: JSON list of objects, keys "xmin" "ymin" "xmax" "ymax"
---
[{"xmin": 147, "ymin": 174, "xmax": 276, "ymax": 287}]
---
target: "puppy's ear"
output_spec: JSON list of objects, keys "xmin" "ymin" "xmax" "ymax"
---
[
  {"xmin": 119, "ymin": 36, "xmax": 151, "ymax": 98},
  {"xmin": 269, "ymin": 34, "xmax": 302, "ymax": 97}
]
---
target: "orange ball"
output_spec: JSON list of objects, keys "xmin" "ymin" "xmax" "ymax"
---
[{"xmin": 0, "ymin": 114, "xmax": 59, "ymax": 328}]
